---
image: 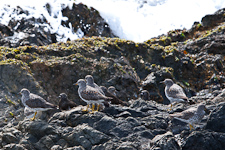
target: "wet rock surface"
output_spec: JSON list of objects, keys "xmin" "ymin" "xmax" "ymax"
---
[{"xmin": 0, "ymin": 6, "xmax": 224, "ymax": 150}]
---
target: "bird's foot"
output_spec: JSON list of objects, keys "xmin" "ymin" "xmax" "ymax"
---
[
  {"xmin": 30, "ymin": 117, "xmax": 35, "ymax": 121},
  {"xmin": 167, "ymin": 104, "xmax": 173, "ymax": 111},
  {"xmin": 82, "ymin": 104, "xmax": 89, "ymax": 112},
  {"xmin": 88, "ymin": 104, "xmax": 95, "ymax": 114},
  {"xmin": 30, "ymin": 112, "xmax": 37, "ymax": 121},
  {"xmin": 189, "ymin": 124, "xmax": 194, "ymax": 131}
]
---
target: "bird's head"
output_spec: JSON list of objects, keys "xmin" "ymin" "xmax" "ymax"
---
[
  {"xmin": 59, "ymin": 93, "xmax": 67, "ymax": 99},
  {"xmin": 19, "ymin": 88, "xmax": 30, "ymax": 96},
  {"xmin": 85, "ymin": 75, "xmax": 94, "ymax": 84},
  {"xmin": 74, "ymin": 79, "xmax": 86, "ymax": 87},
  {"xmin": 160, "ymin": 78, "xmax": 174, "ymax": 86}
]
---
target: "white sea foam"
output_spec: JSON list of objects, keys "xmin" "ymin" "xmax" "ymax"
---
[
  {"xmin": 0, "ymin": 0, "xmax": 225, "ymax": 43},
  {"xmin": 77, "ymin": 0, "xmax": 225, "ymax": 42}
]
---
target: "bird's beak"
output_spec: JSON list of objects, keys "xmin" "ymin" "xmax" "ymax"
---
[
  {"xmin": 18, "ymin": 92, "xmax": 21, "ymax": 95},
  {"xmin": 73, "ymin": 82, "xmax": 78, "ymax": 85},
  {"xmin": 160, "ymin": 81, "xmax": 164, "ymax": 84}
]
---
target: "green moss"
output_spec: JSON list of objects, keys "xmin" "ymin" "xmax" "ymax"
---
[
  {"xmin": 9, "ymin": 112, "xmax": 14, "ymax": 117},
  {"xmin": 5, "ymin": 95, "xmax": 15, "ymax": 105},
  {"xmin": 196, "ymin": 23, "xmax": 202, "ymax": 30},
  {"xmin": 183, "ymin": 81, "xmax": 190, "ymax": 87}
]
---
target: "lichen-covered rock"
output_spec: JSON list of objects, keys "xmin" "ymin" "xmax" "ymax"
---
[{"xmin": 0, "ymin": 6, "xmax": 224, "ymax": 150}]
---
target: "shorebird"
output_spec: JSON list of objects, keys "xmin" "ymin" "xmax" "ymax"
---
[
  {"xmin": 108, "ymin": 86, "xmax": 117, "ymax": 96},
  {"xmin": 85, "ymin": 75, "xmax": 105, "ymax": 95},
  {"xmin": 140, "ymin": 90, "xmax": 150, "ymax": 101},
  {"xmin": 100, "ymin": 86, "xmax": 129, "ymax": 106},
  {"xmin": 20, "ymin": 88, "xmax": 56, "ymax": 121},
  {"xmin": 24, "ymin": 107, "xmax": 42, "ymax": 119},
  {"xmin": 58, "ymin": 93, "xmax": 77, "ymax": 111},
  {"xmin": 161, "ymin": 79, "xmax": 188, "ymax": 111},
  {"xmin": 74, "ymin": 79, "xmax": 112, "ymax": 113},
  {"xmin": 170, "ymin": 104, "xmax": 208, "ymax": 130}
]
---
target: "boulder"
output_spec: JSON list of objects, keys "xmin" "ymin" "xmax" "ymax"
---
[
  {"xmin": 205, "ymin": 102, "xmax": 225, "ymax": 133},
  {"xmin": 182, "ymin": 131, "xmax": 225, "ymax": 150}
]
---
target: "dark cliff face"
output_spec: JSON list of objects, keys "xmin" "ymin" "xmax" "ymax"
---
[{"xmin": 0, "ymin": 4, "xmax": 224, "ymax": 150}]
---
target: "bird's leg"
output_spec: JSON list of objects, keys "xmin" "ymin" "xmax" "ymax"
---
[
  {"xmin": 30, "ymin": 112, "xmax": 37, "ymax": 121},
  {"xmin": 82, "ymin": 104, "xmax": 89, "ymax": 112},
  {"xmin": 168, "ymin": 104, "xmax": 172, "ymax": 111},
  {"xmin": 189, "ymin": 124, "xmax": 194, "ymax": 131},
  {"xmin": 96, "ymin": 104, "xmax": 100, "ymax": 112},
  {"xmin": 89, "ymin": 104, "xmax": 95, "ymax": 113}
]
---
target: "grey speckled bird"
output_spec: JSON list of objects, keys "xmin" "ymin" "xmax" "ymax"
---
[
  {"xmin": 161, "ymin": 79, "xmax": 188, "ymax": 110},
  {"xmin": 58, "ymin": 93, "xmax": 77, "ymax": 111},
  {"xmin": 140, "ymin": 90, "xmax": 150, "ymax": 101},
  {"xmin": 170, "ymin": 104, "xmax": 207, "ymax": 130},
  {"xmin": 20, "ymin": 88, "xmax": 56, "ymax": 121},
  {"xmin": 74, "ymin": 79, "xmax": 112, "ymax": 113},
  {"xmin": 85, "ymin": 75, "xmax": 105, "ymax": 95}
]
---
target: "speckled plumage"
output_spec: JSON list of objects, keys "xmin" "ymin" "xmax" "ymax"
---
[
  {"xmin": 161, "ymin": 79, "xmax": 188, "ymax": 110},
  {"xmin": 75, "ymin": 79, "xmax": 112, "ymax": 112},
  {"xmin": 170, "ymin": 104, "xmax": 206, "ymax": 130},
  {"xmin": 85, "ymin": 75, "xmax": 105, "ymax": 95},
  {"xmin": 20, "ymin": 88, "xmax": 56, "ymax": 120}
]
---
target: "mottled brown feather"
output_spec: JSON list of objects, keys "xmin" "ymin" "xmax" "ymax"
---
[
  {"xmin": 170, "ymin": 108, "xmax": 195, "ymax": 120},
  {"xmin": 80, "ymin": 88, "xmax": 112, "ymax": 101},
  {"xmin": 25, "ymin": 93, "xmax": 56, "ymax": 108},
  {"xmin": 167, "ymin": 84, "xmax": 187, "ymax": 100}
]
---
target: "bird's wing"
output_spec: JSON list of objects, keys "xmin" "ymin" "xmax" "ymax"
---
[
  {"xmin": 94, "ymin": 83, "xmax": 105, "ymax": 95},
  {"xmin": 26, "ymin": 94, "xmax": 55, "ymax": 108},
  {"xmin": 170, "ymin": 108, "xmax": 195, "ymax": 120},
  {"xmin": 168, "ymin": 84, "xmax": 187, "ymax": 99},
  {"xmin": 80, "ymin": 88, "xmax": 109, "ymax": 101}
]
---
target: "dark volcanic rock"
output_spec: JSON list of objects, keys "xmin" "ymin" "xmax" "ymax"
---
[
  {"xmin": 0, "ymin": 3, "xmax": 115, "ymax": 48},
  {"xmin": 182, "ymin": 131, "xmax": 225, "ymax": 150},
  {"xmin": 201, "ymin": 8, "xmax": 225, "ymax": 27},
  {"xmin": 0, "ymin": 6, "xmax": 225, "ymax": 150},
  {"xmin": 205, "ymin": 102, "xmax": 225, "ymax": 133},
  {"xmin": 150, "ymin": 131, "xmax": 180, "ymax": 150},
  {"xmin": 62, "ymin": 3, "xmax": 115, "ymax": 38}
]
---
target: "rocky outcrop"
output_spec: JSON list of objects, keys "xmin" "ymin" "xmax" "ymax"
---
[
  {"xmin": 62, "ymin": 3, "xmax": 115, "ymax": 38},
  {"xmin": 0, "ymin": 6, "xmax": 224, "ymax": 150},
  {"xmin": 0, "ymin": 3, "xmax": 115, "ymax": 48}
]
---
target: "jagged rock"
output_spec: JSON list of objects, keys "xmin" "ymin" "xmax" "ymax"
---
[
  {"xmin": 62, "ymin": 124, "xmax": 109, "ymax": 150},
  {"xmin": 182, "ymin": 131, "xmax": 225, "ymax": 150},
  {"xmin": 205, "ymin": 102, "xmax": 225, "ymax": 133},
  {"xmin": 62, "ymin": 3, "xmax": 115, "ymax": 38},
  {"xmin": 2, "ymin": 133, "xmax": 19, "ymax": 144},
  {"xmin": 0, "ymin": 5, "xmax": 224, "ymax": 150},
  {"xmin": 3, "ymin": 143, "xmax": 26, "ymax": 150},
  {"xmin": 93, "ymin": 115, "xmax": 117, "ymax": 135},
  {"xmin": 201, "ymin": 8, "xmax": 225, "ymax": 27},
  {"xmin": 150, "ymin": 131, "xmax": 180, "ymax": 150},
  {"xmin": 65, "ymin": 146, "xmax": 85, "ymax": 150},
  {"xmin": 18, "ymin": 120, "xmax": 58, "ymax": 140},
  {"xmin": 51, "ymin": 145, "xmax": 63, "ymax": 150},
  {"xmin": 0, "ymin": 23, "xmax": 14, "ymax": 37}
]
